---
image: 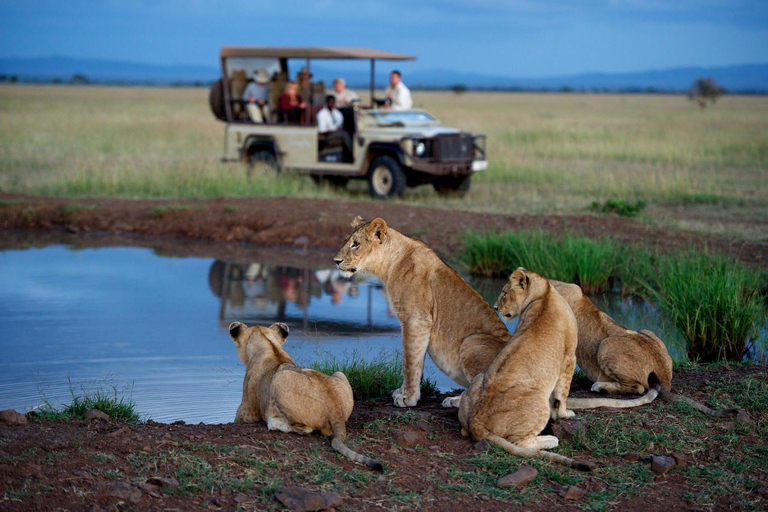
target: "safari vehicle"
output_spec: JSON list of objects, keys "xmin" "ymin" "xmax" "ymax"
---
[{"xmin": 209, "ymin": 46, "xmax": 487, "ymax": 199}]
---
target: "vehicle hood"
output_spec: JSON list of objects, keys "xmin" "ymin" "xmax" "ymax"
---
[{"xmin": 361, "ymin": 125, "xmax": 461, "ymax": 137}]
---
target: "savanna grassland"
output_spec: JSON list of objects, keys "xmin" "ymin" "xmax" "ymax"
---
[{"xmin": 1, "ymin": 84, "xmax": 767, "ymax": 241}]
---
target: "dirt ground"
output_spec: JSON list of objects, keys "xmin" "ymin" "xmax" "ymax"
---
[
  {"xmin": 1, "ymin": 193, "xmax": 767, "ymax": 269},
  {"xmin": 1, "ymin": 193, "xmax": 767, "ymax": 511},
  {"xmin": 1, "ymin": 365, "xmax": 765, "ymax": 512}
]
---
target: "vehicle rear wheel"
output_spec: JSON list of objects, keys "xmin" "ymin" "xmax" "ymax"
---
[
  {"xmin": 368, "ymin": 156, "xmax": 406, "ymax": 199},
  {"xmin": 246, "ymin": 150, "xmax": 279, "ymax": 179},
  {"xmin": 433, "ymin": 175, "xmax": 471, "ymax": 198}
]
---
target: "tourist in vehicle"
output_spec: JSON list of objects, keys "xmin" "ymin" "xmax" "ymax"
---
[
  {"xmin": 241, "ymin": 69, "xmax": 270, "ymax": 123},
  {"xmin": 279, "ymin": 81, "xmax": 306, "ymax": 123},
  {"xmin": 384, "ymin": 70, "xmax": 412, "ymax": 111},
  {"xmin": 297, "ymin": 67, "xmax": 312, "ymax": 105},
  {"xmin": 317, "ymin": 95, "xmax": 352, "ymax": 162},
  {"xmin": 332, "ymin": 78, "xmax": 359, "ymax": 107}
]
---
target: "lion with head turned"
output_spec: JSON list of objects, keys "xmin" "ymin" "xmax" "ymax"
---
[
  {"xmin": 458, "ymin": 268, "xmax": 593, "ymax": 471},
  {"xmin": 334, "ymin": 216, "xmax": 512, "ymax": 408}
]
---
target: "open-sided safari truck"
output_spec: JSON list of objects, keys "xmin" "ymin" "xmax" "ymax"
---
[{"xmin": 209, "ymin": 46, "xmax": 487, "ymax": 199}]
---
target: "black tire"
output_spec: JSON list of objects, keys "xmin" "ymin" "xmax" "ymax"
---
[
  {"xmin": 246, "ymin": 149, "xmax": 279, "ymax": 179},
  {"xmin": 433, "ymin": 175, "xmax": 471, "ymax": 198},
  {"xmin": 367, "ymin": 155, "xmax": 406, "ymax": 199},
  {"xmin": 209, "ymin": 79, "xmax": 226, "ymax": 121}
]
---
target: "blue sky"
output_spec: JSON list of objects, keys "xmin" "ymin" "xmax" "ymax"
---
[{"xmin": 1, "ymin": 0, "xmax": 766, "ymax": 77}]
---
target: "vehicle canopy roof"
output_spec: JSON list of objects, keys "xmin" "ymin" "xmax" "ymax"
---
[{"xmin": 219, "ymin": 46, "xmax": 416, "ymax": 61}]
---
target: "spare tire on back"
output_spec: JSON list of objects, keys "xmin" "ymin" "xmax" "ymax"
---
[{"xmin": 209, "ymin": 78, "xmax": 226, "ymax": 121}]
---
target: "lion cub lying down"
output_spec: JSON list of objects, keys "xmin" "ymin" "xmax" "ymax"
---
[
  {"xmin": 229, "ymin": 321, "xmax": 382, "ymax": 471},
  {"xmin": 552, "ymin": 281, "xmax": 737, "ymax": 417},
  {"xmin": 458, "ymin": 268, "xmax": 593, "ymax": 471}
]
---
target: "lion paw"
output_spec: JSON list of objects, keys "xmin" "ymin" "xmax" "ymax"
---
[
  {"xmin": 559, "ymin": 409, "xmax": 576, "ymax": 420},
  {"xmin": 536, "ymin": 435, "xmax": 559, "ymax": 450},
  {"xmin": 392, "ymin": 391, "xmax": 419, "ymax": 408},
  {"xmin": 441, "ymin": 396, "xmax": 461, "ymax": 408}
]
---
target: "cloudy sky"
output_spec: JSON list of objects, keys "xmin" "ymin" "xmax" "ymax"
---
[{"xmin": 1, "ymin": 0, "xmax": 766, "ymax": 77}]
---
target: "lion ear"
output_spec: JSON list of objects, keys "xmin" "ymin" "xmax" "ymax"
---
[
  {"xmin": 351, "ymin": 216, "xmax": 366, "ymax": 228},
  {"xmin": 269, "ymin": 322, "xmax": 290, "ymax": 343},
  {"xmin": 229, "ymin": 322, "xmax": 244, "ymax": 340},
  {"xmin": 511, "ymin": 268, "xmax": 528, "ymax": 290},
  {"xmin": 366, "ymin": 218, "xmax": 388, "ymax": 243}
]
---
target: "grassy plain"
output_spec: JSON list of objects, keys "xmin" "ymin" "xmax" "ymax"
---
[{"xmin": 1, "ymin": 84, "xmax": 767, "ymax": 240}]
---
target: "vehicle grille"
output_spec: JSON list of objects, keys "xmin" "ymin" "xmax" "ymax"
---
[{"xmin": 436, "ymin": 134, "xmax": 473, "ymax": 161}]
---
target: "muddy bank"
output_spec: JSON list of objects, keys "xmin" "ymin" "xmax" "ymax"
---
[{"xmin": 1, "ymin": 193, "xmax": 767, "ymax": 269}]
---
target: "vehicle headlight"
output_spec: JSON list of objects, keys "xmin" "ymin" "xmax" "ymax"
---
[{"xmin": 415, "ymin": 141, "xmax": 426, "ymax": 157}]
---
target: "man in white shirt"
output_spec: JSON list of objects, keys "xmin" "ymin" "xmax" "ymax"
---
[
  {"xmin": 332, "ymin": 78, "xmax": 360, "ymax": 107},
  {"xmin": 242, "ymin": 69, "xmax": 270, "ymax": 123},
  {"xmin": 317, "ymin": 95, "xmax": 352, "ymax": 162},
  {"xmin": 384, "ymin": 70, "xmax": 413, "ymax": 111}
]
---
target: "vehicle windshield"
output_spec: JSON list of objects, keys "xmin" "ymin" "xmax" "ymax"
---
[{"xmin": 362, "ymin": 110, "xmax": 438, "ymax": 128}]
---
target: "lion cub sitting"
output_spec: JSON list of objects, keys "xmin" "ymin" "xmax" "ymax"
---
[
  {"xmin": 229, "ymin": 321, "xmax": 382, "ymax": 470},
  {"xmin": 551, "ymin": 281, "xmax": 737, "ymax": 417},
  {"xmin": 458, "ymin": 268, "xmax": 592, "ymax": 471},
  {"xmin": 334, "ymin": 216, "xmax": 512, "ymax": 408}
]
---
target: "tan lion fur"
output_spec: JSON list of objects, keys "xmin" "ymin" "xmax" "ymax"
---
[
  {"xmin": 333, "ymin": 216, "xmax": 512, "ymax": 408},
  {"xmin": 551, "ymin": 281, "xmax": 737, "ymax": 417},
  {"xmin": 229, "ymin": 321, "xmax": 382, "ymax": 470},
  {"xmin": 458, "ymin": 268, "xmax": 592, "ymax": 471}
]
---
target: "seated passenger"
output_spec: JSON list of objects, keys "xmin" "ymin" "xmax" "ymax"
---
[
  {"xmin": 279, "ymin": 81, "xmax": 306, "ymax": 124},
  {"xmin": 317, "ymin": 95, "xmax": 352, "ymax": 162},
  {"xmin": 332, "ymin": 78, "xmax": 360, "ymax": 108},
  {"xmin": 242, "ymin": 69, "xmax": 270, "ymax": 123}
]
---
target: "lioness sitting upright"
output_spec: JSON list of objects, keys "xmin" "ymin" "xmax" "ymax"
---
[
  {"xmin": 334, "ymin": 216, "xmax": 512, "ymax": 408},
  {"xmin": 552, "ymin": 281, "xmax": 737, "ymax": 417},
  {"xmin": 229, "ymin": 321, "xmax": 382, "ymax": 470},
  {"xmin": 458, "ymin": 268, "xmax": 592, "ymax": 471}
]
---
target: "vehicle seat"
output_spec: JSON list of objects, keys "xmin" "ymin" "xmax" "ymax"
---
[
  {"xmin": 230, "ymin": 69, "xmax": 248, "ymax": 119},
  {"xmin": 269, "ymin": 71, "xmax": 287, "ymax": 123}
]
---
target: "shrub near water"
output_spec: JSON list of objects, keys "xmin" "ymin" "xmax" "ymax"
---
[
  {"xmin": 462, "ymin": 231, "xmax": 620, "ymax": 293},
  {"xmin": 643, "ymin": 250, "xmax": 766, "ymax": 362},
  {"xmin": 35, "ymin": 381, "xmax": 140, "ymax": 424},
  {"xmin": 310, "ymin": 351, "xmax": 438, "ymax": 401}
]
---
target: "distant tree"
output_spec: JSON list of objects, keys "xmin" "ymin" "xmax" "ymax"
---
[
  {"xmin": 52, "ymin": 77, "xmax": 62, "ymax": 84},
  {"xmin": 10, "ymin": 75, "xmax": 18, "ymax": 83},
  {"xmin": 450, "ymin": 84, "xmax": 468, "ymax": 94},
  {"xmin": 0, "ymin": 74, "xmax": 7, "ymax": 82},
  {"xmin": 688, "ymin": 77, "xmax": 724, "ymax": 108},
  {"xmin": 70, "ymin": 73, "xmax": 90, "ymax": 85}
]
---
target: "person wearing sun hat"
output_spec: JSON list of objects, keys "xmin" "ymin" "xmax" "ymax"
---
[{"xmin": 242, "ymin": 69, "xmax": 271, "ymax": 123}]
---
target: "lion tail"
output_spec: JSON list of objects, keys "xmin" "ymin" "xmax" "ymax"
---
[
  {"xmin": 485, "ymin": 434, "xmax": 594, "ymax": 472},
  {"xmin": 567, "ymin": 388, "xmax": 659, "ymax": 410},
  {"xmin": 567, "ymin": 372, "xmax": 661, "ymax": 410},
  {"xmin": 330, "ymin": 436, "xmax": 383, "ymax": 471},
  {"xmin": 657, "ymin": 389, "xmax": 738, "ymax": 417}
]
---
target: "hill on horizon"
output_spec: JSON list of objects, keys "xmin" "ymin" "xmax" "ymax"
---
[{"xmin": 1, "ymin": 56, "xmax": 767, "ymax": 93}]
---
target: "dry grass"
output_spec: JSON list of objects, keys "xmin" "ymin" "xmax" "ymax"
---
[{"xmin": 1, "ymin": 85, "xmax": 767, "ymax": 240}]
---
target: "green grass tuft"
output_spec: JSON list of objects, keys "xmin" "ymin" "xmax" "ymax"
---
[
  {"xmin": 310, "ymin": 351, "xmax": 438, "ymax": 401},
  {"xmin": 34, "ymin": 378, "xmax": 141, "ymax": 424},
  {"xmin": 589, "ymin": 198, "xmax": 647, "ymax": 217},
  {"xmin": 641, "ymin": 249, "xmax": 766, "ymax": 361}
]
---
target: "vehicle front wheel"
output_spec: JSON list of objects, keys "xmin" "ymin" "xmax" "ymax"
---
[
  {"xmin": 433, "ymin": 175, "xmax": 471, "ymax": 198},
  {"xmin": 368, "ymin": 156, "xmax": 406, "ymax": 199},
  {"xmin": 246, "ymin": 150, "xmax": 279, "ymax": 179}
]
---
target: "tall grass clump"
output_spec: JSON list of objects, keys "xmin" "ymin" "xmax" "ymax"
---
[
  {"xmin": 310, "ymin": 351, "xmax": 438, "ymax": 401},
  {"xmin": 462, "ymin": 231, "xmax": 621, "ymax": 293},
  {"xmin": 641, "ymin": 249, "xmax": 766, "ymax": 362},
  {"xmin": 35, "ymin": 379, "xmax": 140, "ymax": 424}
]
